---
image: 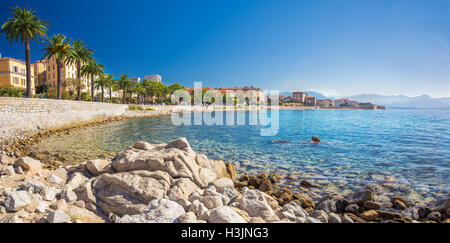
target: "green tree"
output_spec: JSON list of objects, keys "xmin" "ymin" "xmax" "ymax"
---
[
  {"xmin": 167, "ymin": 83, "xmax": 185, "ymax": 96},
  {"xmin": 81, "ymin": 58, "xmax": 104, "ymax": 102},
  {"xmin": 94, "ymin": 74, "xmax": 111, "ymax": 102},
  {"xmin": 103, "ymin": 74, "xmax": 115, "ymax": 100},
  {"xmin": 64, "ymin": 78, "xmax": 85, "ymax": 99},
  {"xmin": 66, "ymin": 40, "xmax": 93, "ymax": 100},
  {"xmin": 1, "ymin": 7, "xmax": 49, "ymax": 98},
  {"xmin": 117, "ymin": 75, "xmax": 133, "ymax": 104},
  {"xmin": 42, "ymin": 34, "xmax": 72, "ymax": 99}
]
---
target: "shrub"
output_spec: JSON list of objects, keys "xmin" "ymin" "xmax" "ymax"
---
[
  {"xmin": 81, "ymin": 92, "xmax": 92, "ymax": 101},
  {"xmin": 0, "ymin": 86, "xmax": 23, "ymax": 97},
  {"xmin": 128, "ymin": 105, "xmax": 144, "ymax": 111},
  {"xmin": 106, "ymin": 97, "xmax": 120, "ymax": 104},
  {"xmin": 145, "ymin": 107, "xmax": 155, "ymax": 111}
]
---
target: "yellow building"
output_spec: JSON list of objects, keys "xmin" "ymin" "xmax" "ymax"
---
[
  {"xmin": 0, "ymin": 57, "xmax": 35, "ymax": 94},
  {"xmin": 45, "ymin": 56, "xmax": 91, "ymax": 92},
  {"xmin": 31, "ymin": 60, "xmax": 47, "ymax": 87}
]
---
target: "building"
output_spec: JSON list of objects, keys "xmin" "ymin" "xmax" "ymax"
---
[
  {"xmin": 0, "ymin": 57, "xmax": 35, "ymax": 94},
  {"xmin": 318, "ymin": 99, "xmax": 334, "ymax": 108},
  {"xmin": 45, "ymin": 56, "xmax": 92, "ymax": 93},
  {"xmin": 304, "ymin": 96, "xmax": 317, "ymax": 106},
  {"xmin": 293, "ymin": 91, "xmax": 307, "ymax": 103},
  {"xmin": 144, "ymin": 74, "xmax": 162, "ymax": 82},
  {"xmin": 359, "ymin": 102, "xmax": 377, "ymax": 110},
  {"xmin": 129, "ymin": 77, "xmax": 141, "ymax": 84},
  {"xmin": 334, "ymin": 98, "xmax": 360, "ymax": 108},
  {"xmin": 31, "ymin": 60, "xmax": 47, "ymax": 87}
]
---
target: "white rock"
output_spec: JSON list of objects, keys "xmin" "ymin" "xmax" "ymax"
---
[
  {"xmin": 178, "ymin": 212, "xmax": 198, "ymax": 223},
  {"xmin": 48, "ymin": 210, "xmax": 71, "ymax": 223},
  {"xmin": 210, "ymin": 178, "xmax": 235, "ymax": 193},
  {"xmin": 85, "ymin": 159, "xmax": 111, "ymax": 176},
  {"xmin": 309, "ymin": 210, "xmax": 329, "ymax": 223},
  {"xmin": 208, "ymin": 206, "xmax": 247, "ymax": 223},
  {"xmin": 239, "ymin": 188, "xmax": 278, "ymax": 221},
  {"xmin": 5, "ymin": 191, "xmax": 31, "ymax": 211},
  {"xmin": 36, "ymin": 201, "xmax": 49, "ymax": 214},
  {"xmin": 14, "ymin": 157, "xmax": 42, "ymax": 174},
  {"xmin": 203, "ymin": 196, "xmax": 224, "ymax": 209},
  {"xmin": 47, "ymin": 174, "xmax": 63, "ymax": 184},
  {"xmin": 117, "ymin": 199, "xmax": 185, "ymax": 223},
  {"xmin": 62, "ymin": 189, "xmax": 77, "ymax": 203},
  {"xmin": 65, "ymin": 172, "xmax": 86, "ymax": 190},
  {"xmin": 134, "ymin": 141, "xmax": 154, "ymax": 150},
  {"xmin": 189, "ymin": 200, "xmax": 210, "ymax": 221},
  {"xmin": 282, "ymin": 202, "xmax": 309, "ymax": 218},
  {"xmin": 306, "ymin": 217, "xmax": 323, "ymax": 223},
  {"xmin": 41, "ymin": 187, "xmax": 57, "ymax": 201},
  {"xmin": 328, "ymin": 213, "xmax": 342, "ymax": 223}
]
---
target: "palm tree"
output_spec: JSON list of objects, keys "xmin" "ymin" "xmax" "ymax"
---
[
  {"xmin": 66, "ymin": 40, "xmax": 93, "ymax": 100},
  {"xmin": 81, "ymin": 58, "xmax": 104, "ymax": 101},
  {"xmin": 103, "ymin": 74, "xmax": 115, "ymax": 100},
  {"xmin": 117, "ymin": 75, "xmax": 133, "ymax": 104},
  {"xmin": 42, "ymin": 34, "xmax": 72, "ymax": 99},
  {"xmin": 94, "ymin": 74, "xmax": 110, "ymax": 102},
  {"xmin": 1, "ymin": 7, "xmax": 49, "ymax": 98}
]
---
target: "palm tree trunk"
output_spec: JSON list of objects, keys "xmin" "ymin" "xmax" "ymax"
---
[
  {"xmin": 25, "ymin": 38, "xmax": 32, "ymax": 98},
  {"xmin": 123, "ymin": 89, "xmax": 126, "ymax": 104},
  {"xmin": 76, "ymin": 61, "xmax": 81, "ymax": 101},
  {"xmin": 109, "ymin": 88, "xmax": 112, "ymax": 100},
  {"xmin": 91, "ymin": 74, "xmax": 95, "ymax": 102},
  {"xmin": 101, "ymin": 86, "xmax": 104, "ymax": 102},
  {"xmin": 57, "ymin": 59, "xmax": 61, "ymax": 99}
]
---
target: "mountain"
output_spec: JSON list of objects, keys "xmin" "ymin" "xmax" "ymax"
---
[{"xmin": 349, "ymin": 94, "xmax": 450, "ymax": 109}]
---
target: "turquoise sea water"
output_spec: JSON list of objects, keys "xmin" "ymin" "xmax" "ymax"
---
[{"xmin": 31, "ymin": 109, "xmax": 450, "ymax": 201}]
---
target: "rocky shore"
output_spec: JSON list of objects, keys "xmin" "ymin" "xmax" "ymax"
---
[{"xmin": 0, "ymin": 138, "xmax": 448, "ymax": 223}]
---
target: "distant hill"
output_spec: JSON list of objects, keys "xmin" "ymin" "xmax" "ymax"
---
[{"xmin": 349, "ymin": 94, "xmax": 450, "ymax": 109}]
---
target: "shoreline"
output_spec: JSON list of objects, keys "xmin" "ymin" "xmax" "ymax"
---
[{"xmin": 0, "ymin": 137, "xmax": 448, "ymax": 223}]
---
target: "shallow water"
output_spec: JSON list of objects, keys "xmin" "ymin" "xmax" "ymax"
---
[{"xmin": 30, "ymin": 109, "xmax": 450, "ymax": 201}]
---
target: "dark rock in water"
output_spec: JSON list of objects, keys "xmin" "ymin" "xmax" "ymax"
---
[
  {"xmin": 334, "ymin": 197, "xmax": 350, "ymax": 212},
  {"xmin": 270, "ymin": 140, "xmax": 290, "ymax": 143},
  {"xmin": 426, "ymin": 211, "xmax": 441, "ymax": 222},
  {"xmin": 300, "ymin": 180, "xmax": 320, "ymax": 188},
  {"xmin": 363, "ymin": 201, "xmax": 381, "ymax": 210},
  {"xmin": 418, "ymin": 206, "xmax": 432, "ymax": 219},
  {"xmin": 269, "ymin": 173, "xmax": 281, "ymax": 184},
  {"xmin": 345, "ymin": 204, "xmax": 359, "ymax": 215},
  {"xmin": 392, "ymin": 199, "xmax": 408, "ymax": 210},
  {"xmin": 258, "ymin": 178, "xmax": 273, "ymax": 193},
  {"xmin": 312, "ymin": 136, "xmax": 321, "ymax": 144}
]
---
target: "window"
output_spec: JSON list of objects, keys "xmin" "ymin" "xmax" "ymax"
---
[
  {"xmin": 53, "ymin": 73, "xmax": 55, "ymax": 78},
  {"xmin": 12, "ymin": 66, "xmax": 18, "ymax": 73},
  {"xmin": 21, "ymin": 68, "xmax": 25, "ymax": 74}
]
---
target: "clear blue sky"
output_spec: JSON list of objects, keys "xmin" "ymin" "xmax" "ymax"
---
[{"xmin": 1, "ymin": 0, "xmax": 450, "ymax": 98}]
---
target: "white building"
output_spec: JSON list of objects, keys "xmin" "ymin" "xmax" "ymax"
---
[
  {"xmin": 144, "ymin": 74, "xmax": 162, "ymax": 82},
  {"xmin": 129, "ymin": 77, "xmax": 141, "ymax": 84}
]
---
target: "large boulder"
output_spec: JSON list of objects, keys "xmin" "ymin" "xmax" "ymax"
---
[
  {"xmin": 208, "ymin": 206, "xmax": 247, "ymax": 223},
  {"xmin": 14, "ymin": 157, "xmax": 42, "ymax": 174},
  {"xmin": 86, "ymin": 159, "xmax": 112, "ymax": 176},
  {"xmin": 111, "ymin": 138, "xmax": 225, "ymax": 188},
  {"xmin": 239, "ymin": 188, "xmax": 279, "ymax": 222},
  {"xmin": 117, "ymin": 199, "xmax": 185, "ymax": 223},
  {"xmin": 92, "ymin": 170, "xmax": 172, "ymax": 216},
  {"xmin": 5, "ymin": 190, "xmax": 31, "ymax": 211}
]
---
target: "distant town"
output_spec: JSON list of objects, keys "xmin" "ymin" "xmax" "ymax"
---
[{"xmin": 279, "ymin": 91, "xmax": 385, "ymax": 110}]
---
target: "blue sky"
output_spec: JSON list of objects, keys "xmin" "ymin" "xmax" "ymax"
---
[{"xmin": 1, "ymin": 0, "xmax": 450, "ymax": 98}]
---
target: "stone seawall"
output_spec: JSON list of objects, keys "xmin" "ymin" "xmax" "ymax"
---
[{"xmin": 0, "ymin": 97, "xmax": 127, "ymax": 144}]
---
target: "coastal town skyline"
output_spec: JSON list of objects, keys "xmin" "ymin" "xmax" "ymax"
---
[{"xmin": 2, "ymin": 0, "xmax": 450, "ymax": 99}]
